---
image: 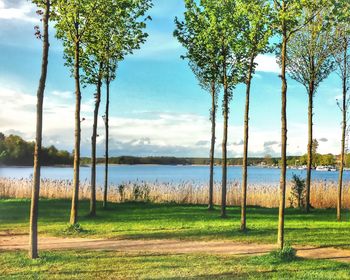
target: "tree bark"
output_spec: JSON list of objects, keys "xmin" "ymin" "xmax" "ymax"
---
[
  {"xmin": 305, "ymin": 82, "xmax": 314, "ymax": 213},
  {"xmin": 277, "ymin": 19, "xmax": 287, "ymax": 250},
  {"xmin": 90, "ymin": 66, "xmax": 102, "ymax": 217},
  {"xmin": 221, "ymin": 58, "xmax": 228, "ymax": 218},
  {"xmin": 70, "ymin": 38, "xmax": 81, "ymax": 225},
  {"xmin": 241, "ymin": 55, "xmax": 254, "ymax": 231},
  {"xmin": 29, "ymin": 0, "xmax": 50, "ymax": 260},
  {"xmin": 208, "ymin": 81, "xmax": 216, "ymax": 211},
  {"xmin": 337, "ymin": 45, "xmax": 347, "ymax": 221},
  {"xmin": 103, "ymin": 77, "xmax": 110, "ymax": 208}
]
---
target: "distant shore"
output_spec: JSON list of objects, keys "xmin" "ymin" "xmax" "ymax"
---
[{"xmin": 0, "ymin": 163, "xmax": 278, "ymax": 168}]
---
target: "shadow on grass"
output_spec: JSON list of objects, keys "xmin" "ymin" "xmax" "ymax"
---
[{"xmin": 1, "ymin": 199, "xmax": 350, "ymax": 248}]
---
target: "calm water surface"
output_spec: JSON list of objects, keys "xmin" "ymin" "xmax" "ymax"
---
[{"xmin": 0, "ymin": 165, "xmax": 348, "ymax": 185}]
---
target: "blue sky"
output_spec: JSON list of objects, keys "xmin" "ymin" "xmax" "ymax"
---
[{"xmin": 0, "ymin": 0, "xmax": 344, "ymax": 157}]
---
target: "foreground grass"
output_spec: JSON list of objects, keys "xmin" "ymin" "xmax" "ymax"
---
[
  {"xmin": 0, "ymin": 199, "xmax": 350, "ymax": 248},
  {"xmin": 1, "ymin": 250, "xmax": 350, "ymax": 279}
]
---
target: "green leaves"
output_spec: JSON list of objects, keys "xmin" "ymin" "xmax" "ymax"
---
[
  {"xmin": 236, "ymin": 0, "xmax": 273, "ymax": 77},
  {"xmin": 53, "ymin": 0, "xmax": 152, "ymax": 83},
  {"xmin": 175, "ymin": 0, "xmax": 274, "ymax": 98},
  {"xmin": 174, "ymin": 0, "xmax": 221, "ymax": 92},
  {"xmin": 285, "ymin": 5, "xmax": 336, "ymax": 93}
]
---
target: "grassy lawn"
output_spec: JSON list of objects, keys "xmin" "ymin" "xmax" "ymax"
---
[
  {"xmin": 1, "ymin": 199, "xmax": 350, "ymax": 248},
  {"xmin": 1, "ymin": 250, "xmax": 350, "ymax": 279}
]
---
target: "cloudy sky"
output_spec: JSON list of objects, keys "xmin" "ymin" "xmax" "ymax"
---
[{"xmin": 0, "ymin": 0, "xmax": 343, "ymax": 157}]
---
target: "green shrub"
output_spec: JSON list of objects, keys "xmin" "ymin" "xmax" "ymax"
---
[
  {"xmin": 132, "ymin": 183, "xmax": 150, "ymax": 202},
  {"xmin": 289, "ymin": 174, "xmax": 306, "ymax": 209},
  {"xmin": 270, "ymin": 244, "xmax": 297, "ymax": 262},
  {"xmin": 63, "ymin": 223, "xmax": 85, "ymax": 234}
]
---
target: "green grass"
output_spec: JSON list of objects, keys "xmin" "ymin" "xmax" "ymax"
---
[
  {"xmin": 1, "ymin": 199, "xmax": 350, "ymax": 248},
  {"xmin": 1, "ymin": 199, "xmax": 350, "ymax": 279},
  {"xmin": 1, "ymin": 250, "xmax": 350, "ymax": 279}
]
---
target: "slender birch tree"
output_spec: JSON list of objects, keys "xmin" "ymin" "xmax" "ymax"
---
[
  {"xmin": 101, "ymin": 0, "xmax": 152, "ymax": 208},
  {"xmin": 285, "ymin": 7, "xmax": 336, "ymax": 213},
  {"xmin": 54, "ymin": 0, "xmax": 101, "ymax": 225},
  {"xmin": 29, "ymin": 0, "xmax": 51, "ymax": 260},
  {"xmin": 237, "ymin": 0, "xmax": 273, "ymax": 231},
  {"xmin": 103, "ymin": 61, "xmax": 116, "ymax": 209},
  {"xmin": 174, "ymin": 0, "xmax": 221, "ymax": 210},
  {"xmin": 83, "ymin": 54, "xmax": 104, "ymax": 217},
  {"xmin": 83, "ymin": 1, "xmax": 113, "ymax": 217},
  {"xmin": 334, "ymin": 26, "xmax": 350, "ymax": 222},
  {"xmin": 273, "ymin": 0, "xmax": 325, "ymax": 249},
  {"xmin": 203, "ymin": 0, "xmax": 247, "ymax": 218},
  {"xmin": 85, "ymin": 0, "xmax": 151, "ymax": 212},
  {"xmin": 328, "ymin": 0, "xmax": 350, "ymax": 222}
]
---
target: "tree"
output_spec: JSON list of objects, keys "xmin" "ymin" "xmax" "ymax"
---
[
  {"xmin": 311, "ymin": 139, "xmax": 320, "ymax": 166},
  {"xmin": 174, "ymin": 0, "xmax": 221, "ymax": 210},
  {"xmin": 273, "ymin": 0, "xmax": 325, "ymax": 249},
  {"xmin": 334, "ymin": 25, "xmax": 350, "ymax": 222},
  {"xmin": 201, "ymin": 0, "xmax": 247, "ymax": 218},
  {"xmin": 103, "ymin": 62, "xmax": 115, "ymax": 209},
  {"xmin": 238, "ymin": 0, "xmax": 273, "ymax": 231},
  {"xmin": 264, "ymin": 154, "xmax": 274, "ymax": 165},
  {"xmin": 327, "ymin": 0, "xmax": 350, "ymax": 221},
  {"xmin": 101, "ymin": 0, "xmax": 152, "ymax": 209},
  {"xmin": 29, "ymin": 0, "xmax": 51, "ymax": 259},
  {"xmin": 84, "ymin": 59, "xmax": 104, "ymax": 217},
  {"xmin": 54, "ymin": 0, "xmax": 101, "ymax": 225},
  {"xmin": 80, "ymin": 2, "xmax": 109, "ymax": 216},
  {"xmin": 285, "ymin": 7, "xmax": 335, "ymax": 213},
  {"xmin": 289, "ymin": 174, "xmax": 306, "ymax": 209}
]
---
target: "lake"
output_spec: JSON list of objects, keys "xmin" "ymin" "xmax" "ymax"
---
[{"xmin": 0, "ymin": 165, "xmax": 348, "ymax": 185}]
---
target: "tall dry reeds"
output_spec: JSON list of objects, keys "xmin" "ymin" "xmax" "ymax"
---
[{"xmin": 0, "ymin": 177, "xmax": 348, "ymax": 209}]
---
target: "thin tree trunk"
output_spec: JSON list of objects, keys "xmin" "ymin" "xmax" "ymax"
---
[
  {"xmin": 221, "ymin": 59, "xmax": 228, "ymax": 218},
  {"xmin": 90, "ymin": 66, "xmax": 102, "ymax": 217},
  {"xmin": 305, "ymin": 83, "xmax": 314, "ymax": 213},
  {"xmin": 208, "ymin": 81, "xmax": 216, "ymax": 211},
  {"xmin": 337, "ymin": 48, "xmax": 347, "ymax": 221},
  {"xmin": 103, "ymin": 77, "xmax": 110, "ymax": 208},
  {"xmin": 241, "ymin": 55, "xmax": 254, "ymax": 231},
  {"xmin": 29, "ymin": 0, "xmax": 50, "ymax": 259},
  {"xmin": 70, "ymin": 39, "xmax": 81, "ymax": 225},
  {"xmin": 277, "ymin": 21, "xmax": 287, "ymax": 250}
]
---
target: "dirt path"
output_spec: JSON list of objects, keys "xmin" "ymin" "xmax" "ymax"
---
[{"xmin": 1, "ymin": 233, "xmax": 350, "ymax": 263}]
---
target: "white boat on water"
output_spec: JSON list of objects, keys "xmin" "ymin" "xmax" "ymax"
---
[
  {"xmin": 316, "ymin": 166, "xmax": 337, "ymax": 172},
  {"xmin": 316, "ymin": 166, "xmax": 328, "ymax": 171}
]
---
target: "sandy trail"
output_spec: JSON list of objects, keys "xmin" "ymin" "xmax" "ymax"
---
[{"xmin": 1, "ymin": 233, "xmax": 350, "ymax": 263}]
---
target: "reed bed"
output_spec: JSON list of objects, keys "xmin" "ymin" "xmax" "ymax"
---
[{"xmin": 0, "ymin": 177, "xmax": 349, "ymax": 209}]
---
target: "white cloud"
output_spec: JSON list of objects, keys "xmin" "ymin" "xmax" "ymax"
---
[
  {"xmin": 51, "ymin": 90, "xmax": 73, "ymax": 99},
  {"xmin": 0, "ymin": 0, "xmax": 38, "ymax": 22},
  {"xmin": 0, "ymin": 79, "xmax": 342, "ymax": 158},
  {"xmin": 255, "ymin": 54, "xmax": 281, "ymax": 74}
]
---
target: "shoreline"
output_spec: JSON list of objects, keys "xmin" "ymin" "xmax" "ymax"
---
[{"xmin": 0, "ymin": 164, "xmax": 279, "ymax": 168}]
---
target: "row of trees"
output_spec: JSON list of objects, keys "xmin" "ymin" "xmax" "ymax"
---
[
  {"xmin": 175, "ymin": 0, "xmax": 350, "ymax": 249},
  {"xmin": 29, "ymin": 0, "xmax": 152, "ymax": 259},
  {"xmin": 0, "ymin": 133, "xmax": 72, "ymax": 166},
  {"xmin": 27, "ymin": 0, "xmax": 350, "ymax": 259},
  {"xmin": 0, "ymin": 133, "xmax": 343, "ymax": 167}
]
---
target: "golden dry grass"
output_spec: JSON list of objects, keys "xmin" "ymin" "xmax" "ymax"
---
[{"xmin": 1, "ymin": 178, "xmax": 349, "ymax": 209}]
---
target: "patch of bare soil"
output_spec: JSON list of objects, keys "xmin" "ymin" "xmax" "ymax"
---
[{"xmin": 1, "ymin": 232, "xmax": 350, "ymax": 263}]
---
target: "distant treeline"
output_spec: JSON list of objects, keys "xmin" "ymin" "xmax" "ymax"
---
[
  {"xmin": 0, "ymin": 133, "xmax": 73, "ymax": 166},
  {"xmin": 0, "ymin": 133, "xmax": 347, "ymax": 167},
  {"xmin": 81, "ymin": 155, "xmax": 344, "ymax": 167},
  {"xmin": 80, "ymin": 156, "xmax": 281, "ymax": 166}
]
